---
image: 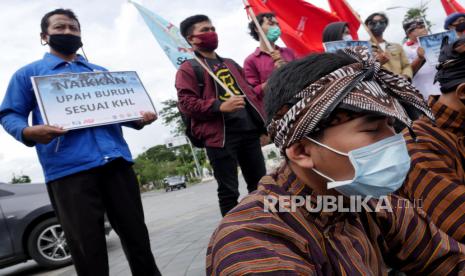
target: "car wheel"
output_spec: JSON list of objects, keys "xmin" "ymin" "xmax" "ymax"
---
[{"xmin": 27, "ymin": 217, "xmax": 72, "ymax": 268}]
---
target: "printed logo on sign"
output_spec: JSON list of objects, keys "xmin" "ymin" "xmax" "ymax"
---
[{"xmin": 297, "ymin": 16, "xmax": 308, "ymax": 37}]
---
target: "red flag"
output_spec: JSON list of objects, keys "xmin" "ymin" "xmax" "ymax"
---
[
  {"xmin": 328, "ymin": 0, "xmax": 360, "ymax": 40},
  {"xmin": 441, "ymin": 0, "xmax": 465, "ymax": 15},
  {"xmin": 247, "ymin": 0, "xmax": 340, "ymax": 56}
]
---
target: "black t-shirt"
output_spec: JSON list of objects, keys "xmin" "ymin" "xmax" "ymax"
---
[{"xmin": 205, "ymin": 58, "xmax": 257, "ymax": 133}]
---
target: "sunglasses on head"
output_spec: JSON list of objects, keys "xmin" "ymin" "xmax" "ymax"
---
[{"xmin": 407, "ymin": 22, "xmax": 425, "ymax": 32}]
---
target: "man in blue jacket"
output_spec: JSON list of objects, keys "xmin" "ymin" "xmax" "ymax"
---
[{"xmin": 0, "ymin": 9, "xmax": 160, "ymax": 276}]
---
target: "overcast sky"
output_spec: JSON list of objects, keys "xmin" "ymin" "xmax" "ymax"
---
[{"xmin": 0, "ymin": 0, "xmax": 452, "ymax": 183}]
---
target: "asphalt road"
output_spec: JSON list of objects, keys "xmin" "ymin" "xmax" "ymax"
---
[{"xmin": 0, "ymin": 178, "xmax": 247, "ymax": 276}]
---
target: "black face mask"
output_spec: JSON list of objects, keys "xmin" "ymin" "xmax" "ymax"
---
[
  {"xmin": 435, "ymin": 38, "xmax": 465, "ymax": 92},
  {"xmin": 48, "ymin": 34, "xmax": 83, "ymax": 55},
  {"xmin": 369, "ymin": 22, "xmax": 387, "ymax": 36},
  {"xmin": 456, "ymin": 22, "xmax": 465, "ymax": 33}
]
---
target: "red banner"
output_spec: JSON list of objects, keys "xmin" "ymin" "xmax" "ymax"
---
[
  {"xmin": 247, "ymin": 0, "xmax": 340, "ymax": 56},
  {"xmin": 328, "ymin": 0, "xmax": 360, "ymax": 40},
  {"xmin": 441, "ymin": 0, "xmax": 465, "ymax": 15}
]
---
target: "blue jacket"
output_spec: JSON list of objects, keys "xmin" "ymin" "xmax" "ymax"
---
[{"xmin": 0, "ymin": 53, "xmax": 138, "ymax": 183}]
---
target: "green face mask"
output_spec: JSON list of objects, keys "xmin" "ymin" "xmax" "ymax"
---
[{"xmin": 266, "ymin": 26, "xmax": 281, "ymax": 42}]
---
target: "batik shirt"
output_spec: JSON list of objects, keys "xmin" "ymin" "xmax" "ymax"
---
[
  {"xmin": 400, "ymin": 95, "xmax": 465, "ymax": 242},
  {"xmin": 207, "ymin": 164, "xmax": 465, "ymax": 275}
]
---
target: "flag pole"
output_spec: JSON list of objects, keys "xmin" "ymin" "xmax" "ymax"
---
[
  {"xmin": 242, "ymin": 0, "xmax": 275, "ymax": 53},
  {"xmin": 341, "ymin": 0, "xmax": 383, "ymax": 52},
  {"xmin": 190, "ymin": 54, "xmax": 239, "ymax": 97}
]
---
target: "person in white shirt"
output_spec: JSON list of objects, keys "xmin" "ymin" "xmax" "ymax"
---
[{"xmin": 402, "ymin": 17, "xmax": 440, "ymax": 99}]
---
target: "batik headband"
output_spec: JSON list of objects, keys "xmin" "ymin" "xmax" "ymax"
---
[{"xmin": 268, "ymin": 46, "xmax": 434, "ymax": 153}]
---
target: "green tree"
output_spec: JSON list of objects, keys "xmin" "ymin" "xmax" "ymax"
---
[
  {"xmin": 173, "ymin": 144, "xmax": 206, "ymax": 178},
  {"xmin": 11, "ymin": 174, "xmax": 31, "ymax": 184},
  {"xmin": 133, "ymin": 143, "xmax": 205, "ymax": 188},
  {"xmin": 142, "ymin": 144, "xmax": 177, "ymax": 163},
  {"xmin": 404, "ymin": 3, "xmax": 432, "ymax": 33},
  {"xmin": 159, "ymin": 99, "xmax": 184, "ymax": 136},
  {"xmin": 133, "ymin": 157, "xmax": 161, "ymax": 185},
  {"xmin": 159, "ymin": 99, "xmax": 207, "ymax": 178}
]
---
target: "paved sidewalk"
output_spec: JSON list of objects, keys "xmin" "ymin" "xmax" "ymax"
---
[{"xmin": 1, "ymin": 178, "xmax": 248, "ymax": 276}]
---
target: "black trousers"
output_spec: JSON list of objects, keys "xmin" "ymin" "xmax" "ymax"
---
[
  {"xmin": 47, "ymin": 158, "xmax": 160, "ymax": 276},
  {"xmin": 206, "ymin": 132, "xmax": 266, "ymax": 216}
]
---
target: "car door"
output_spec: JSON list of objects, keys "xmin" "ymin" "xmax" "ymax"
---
[{"xmin": 0, "ymin": 188, "xmax": 14, "ymax": 259}]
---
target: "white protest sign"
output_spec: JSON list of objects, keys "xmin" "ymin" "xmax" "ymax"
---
[
  {"xmin": 32, "ymin": 71, "xmax": 156, "ymax": 130},
  {"xmin": 418, "ymin": 31, "xmax": 457, "ymax": 66},
  {"xmin": 323, "ymin": 40, "xmax": 372, "ymax": 54}
]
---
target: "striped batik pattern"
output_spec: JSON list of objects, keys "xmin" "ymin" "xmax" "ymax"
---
[
  {"xmin": 207, "ymin": 164, "xmax": 465, "ymax": 275},
  {"xmin": 267, "ymin": 46, "xmax": 434, "ymax": 154},
  {"xmin": 400, "ymin": 96, "xmax": 465, "ymax": 242}
]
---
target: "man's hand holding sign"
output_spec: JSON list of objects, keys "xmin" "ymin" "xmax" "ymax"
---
[
  {"xmin": 135, "ymin": 111, "xmax": 158, "ymax": 128},
  {"xmin": 22, "ymin": 125, "xmax": 67, "ymax": 144}
]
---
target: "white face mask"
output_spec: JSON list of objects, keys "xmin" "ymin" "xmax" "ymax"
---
[
  {"xmin": 342, "ymin": 34, "xmax": 353, "ymax": 41},
  {"xmin": 306, "ymin": 133, "xmax": 411, "ymax": 198}
]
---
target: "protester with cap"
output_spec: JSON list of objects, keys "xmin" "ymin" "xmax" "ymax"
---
[
  {"xmin": 365, "ymin": 12, "xmax": 413, "ymax": 79},
  {"xmin": 400, "ymin": 37, "xmax": 465, "ymax": 243},
  {"xmin": 402, "ymin": 17, "xmax": 440, "ymax": 99},
  {"xmin": 444, "ymin": 12, "xmax": 465, "ymax": 38},
  {"xmin": 206, "ymin": 47, "xmax": 465, "ymax": 275},
  {"xmin": 322, "ymin": 21, "xmax": 353, "ymax": 42}
]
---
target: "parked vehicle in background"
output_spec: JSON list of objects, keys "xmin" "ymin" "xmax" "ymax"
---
[
  {"xmin": 164, "ymin": 176, "xmax": 186, "ymax": 192},
  {"xmin": 0, "ymin": 182, "xmax": 111, "ymax": 269}
]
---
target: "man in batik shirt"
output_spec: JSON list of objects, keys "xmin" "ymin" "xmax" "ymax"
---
[
  {"xmin": 206, "ymin": 47, "xmax": 465, "ymax": 275},
  {"xmin": 400, "ymin": 38, "xmax": 465, "ymax": 243}
]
